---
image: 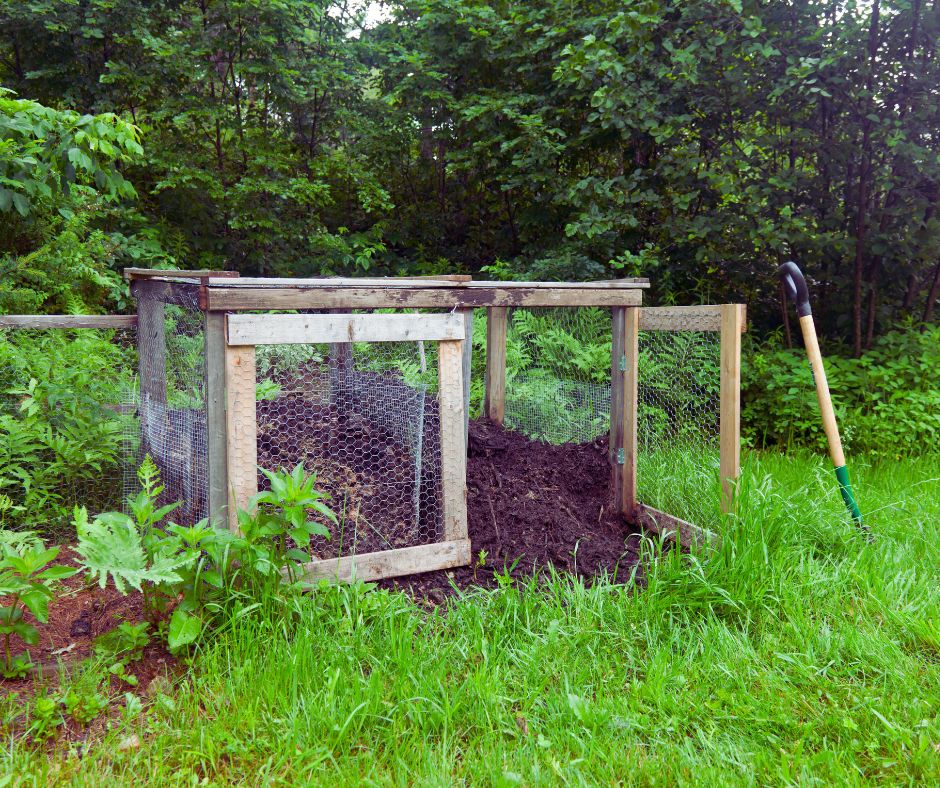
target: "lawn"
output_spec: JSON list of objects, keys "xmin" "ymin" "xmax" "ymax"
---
[{"xmin": 4, "ymin": 451, "xmax": 939, "ymax": 785}]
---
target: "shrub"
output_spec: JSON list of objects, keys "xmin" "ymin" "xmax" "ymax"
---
[{"xmin": 743, "ymin": 324, "xmax": 940, "ymax": 456}]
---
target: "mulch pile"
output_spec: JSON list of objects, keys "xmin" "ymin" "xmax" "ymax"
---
[{"xmin": 380, "ymin": 419, "xmax": 644, "ymax": 601}]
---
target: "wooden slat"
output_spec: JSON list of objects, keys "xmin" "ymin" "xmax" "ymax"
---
[
  {"xmin": 438, "ymin": 339, "xmax": 468, "ymax": 541},
  {"xmin": 136, "ymin": 291, "xmax": 166, "ymax": 407},
  {"xmin": 484, "ymin": 306, "xmax": 508, "ymax": 423},
  {"xmin": 632, "ymin": 504, "xmax": 718, "ymax": 551},
  {"xmin": 623, "ymin": 307, "xmax": 640, "ymax": 513},
  {"xmin": 124, "ymin": 267, "xmax": 238, "ymax": 280},
  {"xmin": 719, "ymin": 304, "xmax": 745, "ymax": 514},
  {"xmin": 129, "ymin": 279, "xmax": 200, "ymax": 307},
  {"xmin": 224, "ymin": 344, "xmax": 258, "ymax": 532},
  {"xmin": 460, "ymin": 308, "xmax": 473, "ymax": 440},
  {"xmin": 291, "ymin": 539, "xmax": 472, "ymax": 584},
  {"xmin": 226, "ymin": 312, "xmax": 465, "ymax": 346},
  {"xmin": 0, "ymin": 315, "xmax": 137, "ymax": 330},
  {"xmin": 207, "ymin": 286, "xmax": 644, "ymax": 311},
  {"xmin": 609, "ymin": 307, "xmax": 626, "ymax": 514},
  {"xmin": 205, "ymin": 312, "xmax": 228, "ymax": 526},
  {"xmin": 210, "ymin": 277, "xmax": 647, "ymax": 289},
  {"xmin": 638, "ymin": 305, "xmax": 747, "ymax": 333}
]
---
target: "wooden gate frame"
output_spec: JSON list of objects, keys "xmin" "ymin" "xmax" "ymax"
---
[{"xmin": 222, "ymin": 311, "xmax": 470, "ymax": 583}]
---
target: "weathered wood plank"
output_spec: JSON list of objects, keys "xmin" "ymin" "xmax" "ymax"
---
[
  {"xmin": 623, "ymin": 307, "xmax": 640, "ymax": 514},
  {"xmin": 210, "ymin": 277, "xmax": 647, "ymax": 289},
  {"xmin": 719, "ymin": 304, "xmax": 745, "ymax": 513},
  {"xmin": 226, "ymin": 312, "xmax": 466, "ymax": 345},
  {"xmin": 136, "ymin": 291, "xmax": 166, "ymax": 407},
  {"xmin": 438, "ymin": 339, "xmax": 468, "ymax": 542},
  {"xmin": 124, "ymin": 267, "xmax": 238, "ymax": 280},
  {"xmin": 460, "ymin": 308, "xmax": 473, "ymax": 440},
  {"xmin": 224, "ymin": 343, "xmax": 258, "ymax": 532},
  {"xmin": 0, "ymin": 315, "xmax": 138, "ymax": 330},
  {"xmin": 129, "ymin": 279, "xmax": 201, "ymax": 307},
  {"xmin": 484, "ymin": 306, "xmax": 508, "ymax": 424},
  {"xmin": 205, "ymin": 312, "xmax": 228, "ymax": 526},
  {"xmin": 638, "ymin": 305, "xmax": 747, "ymax": 333},
  {"xmin": 291, "ymin": 539, "xmax": 472, "ymax": 584},
  {"xmin": 207, "ymin": 286, "xmax": 644, "ymax": 311},
  {"xmin": 632, "ymin": 504, "xmax": 718, "ymax": 551},
  {"xmin": 610, "ymin": 307, "xmax": 626, "ymax": 514}
]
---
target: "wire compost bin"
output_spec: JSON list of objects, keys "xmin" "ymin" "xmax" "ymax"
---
[{"xmin": 127, "ymin": 270, "xmax": 745, "ymax": 582}]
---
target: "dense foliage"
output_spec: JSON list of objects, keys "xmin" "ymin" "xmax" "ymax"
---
[{"xmin": 1, "ymin": 0, "xmax": 937, "ymax": 346}]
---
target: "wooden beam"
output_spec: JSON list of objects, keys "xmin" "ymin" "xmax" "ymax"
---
[
  {"xmin": 207, "ymin": 286, "xmax": 644, "ymax": 311},
  {"xmin": 224, "ymin": 343, "xmax": 258, "ymax": 532},
  {"xmin": 130, "ymin": 279, "xmax": 201, "ymax": 307},
  {"xmin": 719, "ymin": 304, "xmax": 745, "ymax": 514},
  {"xmin": 0, "ymin": 315, "xmax": 138, "ymax": 330},
  {"xmin": 623, "ymin": 307, "xmax": 640, "ymax": 514},
  {"xmin": 136, "ymin": 288, "xmax": 166, "ymax": 407},
  {"xmin": 438, "ymin": 339, "xmax": 468, "ymax": 542},
  {"xmin": 209, "ymin": 277, "xmax": 647, "ymax": 289},
  {"xmin": 638, "ymin": 305, "xmax": 747, "ymax": 333},
  {"xmin": 205, "ymin": 312, "xmax": 228, "ymax": 526},
  {"xmin": 610, "ymin": 307, "xmax": 626, "ymax": 514},
  {"xmin": 631, "ymin": 504, "xmax": 718, "ymax": 551},
  {"xmin": 459, "ymin": 308, "xmax": 473, "ymax": 440},
  {"xmin": 484, "ymin": 306, "xmax": 508, "ymax": 423},
  {"xmin": 226, "ymin": 312, "xmax": 466, "ymax": 346},
  {"xmin": 291, "ymin": 539, "xmax": 472, "ymax": 584},
  {"xmin": 124, "ymin": 267, "xmax": 238, "ymax": 280}
]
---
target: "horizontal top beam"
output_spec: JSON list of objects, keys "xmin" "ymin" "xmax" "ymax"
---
[
  {"xmin": 124, "ymin": 267, "xmax": 239, "ymax": 280},
  {"xmin": 227, "ymin": 312, "xmax": 466, "ymax": 345},
  {"xmin": 207, "ymin": 285, "xmax": 644, "ymax": 310},
  {"xmin": 638, "ymin": 305, "xmax": 747, "ymax": 333},
  {"xmin": 0, "ymin": 314, "xmax": 138, "ymax": 329},
  {"xmin": 206, "ymin": 277, "xmax": 648, "ymax": 289}
]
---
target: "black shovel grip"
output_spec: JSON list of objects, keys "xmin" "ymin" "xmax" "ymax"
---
[{"xmin": 778, "ymin": 261, "xmax": 812, "ymax": 318}]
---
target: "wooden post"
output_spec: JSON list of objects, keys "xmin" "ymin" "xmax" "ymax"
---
[
  {"xmin": 719, "ymin": 304, "xmax": 745, "ymax": 513},
  {"xmin": 224, "ymin": 340, "xmax": 258, "ymax": 532},
  {"xmin": 135, "ymin": 282, "xmax": 166, "ymax": 407},
  {"xmin": 459, "ymin": 308, "xmax": 473, "ymax": 439},
  {"xmin": 623, "ymin": 307, "xmax": 640, "ymax": 515},
  {"xmin": 610, "ymin": 307, "xmax": 626, "ymax": 514},
  {"xmin": 205, "ymin": 312, "xmax": 228, "ymax": 526},
  {"xmin": 484, "ymin": 306, "xmax": 508, "ymax": 424},
  {"xmin": 438, "ymin": 339, "xmax": 467, "ymax": 541}
]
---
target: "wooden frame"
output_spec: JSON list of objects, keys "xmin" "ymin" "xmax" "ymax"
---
[
  {"xmin": 719, "ymin": 304, "xmax": 745, "ymax": 513},
  {"xmin": 227, "ymin": 312, "xmax": 465, "ymax": 345},
  {"xmin": 222, "ymin": 311, "xmax": 469, "ymax": 581},
  {"xmin": 610, "ymin": 306, "xmax": 640, "ymax": 516},
  {"xmin": 484, "ymin": 306, "xmax": 508, "ymax": 423},
  {"xmin": 0, "ymin": 315, "xmax": 137, "ymax": 329}
]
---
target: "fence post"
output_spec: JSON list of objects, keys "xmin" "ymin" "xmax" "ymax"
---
[
  {"xmin": 610, "ymin": 307, "xmax": 639, "ymax": 516},
  {"xmin": 459, "ymin": 308, "xmax": 473, "ymax": 440},
  {"xmin": 224, "ymin": 333, "xmax": 258, "ymax": 532},
  {"xmin": 205, "ymin": 312, "xmax": 228, "ymax": 526},
  {"xmin": 484, "ymin": 306, "xmax": 507, "ymax": 424},
  {"xmin": 720, "ymin": 304, "xmax": 745, "ymax": 513},
  {"xmin": 438, "ymin": 339, "xmax": 468, "ymax": 541}
]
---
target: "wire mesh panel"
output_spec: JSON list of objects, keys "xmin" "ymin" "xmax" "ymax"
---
[
  {"xmin": 0, "ymin": 325, "xmax": 137, "ymax": 531},
  {"xmin": 131, "ymin": 284, "xmax": 208, "ymax": 524},
  {"xmin": 254, "ymin": 335, "xmax": 445, "ymax": 559},
  {"xmin": 636, "ymin": 328, "xmax": 721, "ymax": 532},
  {"xmin": 502, "ymin": 306, "xmax": 613, "ymax": 444}
]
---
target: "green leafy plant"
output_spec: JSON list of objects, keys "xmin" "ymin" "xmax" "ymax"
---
[
  {"xmin": 0, "ymin": 534, "xmax": 76, "ymax": 678},
  {"xmin": 27, "ymin": 692, "xmax": 64, "ymax": 742},
  {"xmin": 63, "ymin": 685, "xmax": 109, "ymax": 725}
]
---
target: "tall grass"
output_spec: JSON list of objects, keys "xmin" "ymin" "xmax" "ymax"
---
[{"xmin": 5, "ymin": 452, "xmax": 939, "ymax": 785}]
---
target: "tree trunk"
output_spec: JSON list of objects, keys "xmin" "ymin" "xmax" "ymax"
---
[{"xmin": 923, "ymin": 261, "xmax": 940, "ymax": 325}]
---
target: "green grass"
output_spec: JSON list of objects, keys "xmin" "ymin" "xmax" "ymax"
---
[{"xmin": 5, "ymin": 452, "xmax": 939, "ymax": 785}]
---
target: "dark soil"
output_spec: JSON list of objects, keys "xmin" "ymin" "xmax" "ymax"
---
[
  {"xmin": 0, "ymin": 546, "xmax": 178, "ymax": 699},
  {"xmin": 380, "ymin": 419, "xmax": 644, "ymax": 602}
]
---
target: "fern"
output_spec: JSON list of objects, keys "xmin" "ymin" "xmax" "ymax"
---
[{"xmin": 72, "ymin": 507, "xmax": 187, "ymax": 594}]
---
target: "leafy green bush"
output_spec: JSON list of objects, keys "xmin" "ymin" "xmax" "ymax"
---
[
  {"xmin": 0, "ymin": 329, "xmax": 135, "ymax": 531},
  {"xmin": 743, "ymin": 325, "xmax": 940, "ymax": 456}
]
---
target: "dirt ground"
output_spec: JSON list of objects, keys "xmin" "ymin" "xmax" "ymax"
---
[{"xmin": 380, "ymin": 419, "xmax": 644, "ymax": 602}]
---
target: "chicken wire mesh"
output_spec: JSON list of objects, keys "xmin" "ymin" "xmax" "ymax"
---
[
  {"xmin": 255, "ymin": 334, "xmax": 444, "ymax": 559},
  {"xmin": 494, "ymin": 306, "xmax": 722, "ymax": 530},
  {"xmin": 0, "ymin": 325, "xmax": 137, "ymax": 531},
  {"xmin": 130, "ymin": 284, "xmax": 208, "ymax": 524}
]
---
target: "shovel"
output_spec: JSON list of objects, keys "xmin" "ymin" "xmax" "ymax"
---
[{"xmin": 778, "ymin": 262, "xmax": 868, "ymax": 535}]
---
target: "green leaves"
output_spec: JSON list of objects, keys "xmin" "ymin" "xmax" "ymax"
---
[{"xmin": 72, "ymin": 508, "xmax": 187, "ymax": 594}]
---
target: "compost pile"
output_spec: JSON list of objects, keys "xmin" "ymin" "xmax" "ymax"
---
[{"xmin": 382, "ymin": 420, "xmax": 643, "ymax": 601}]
